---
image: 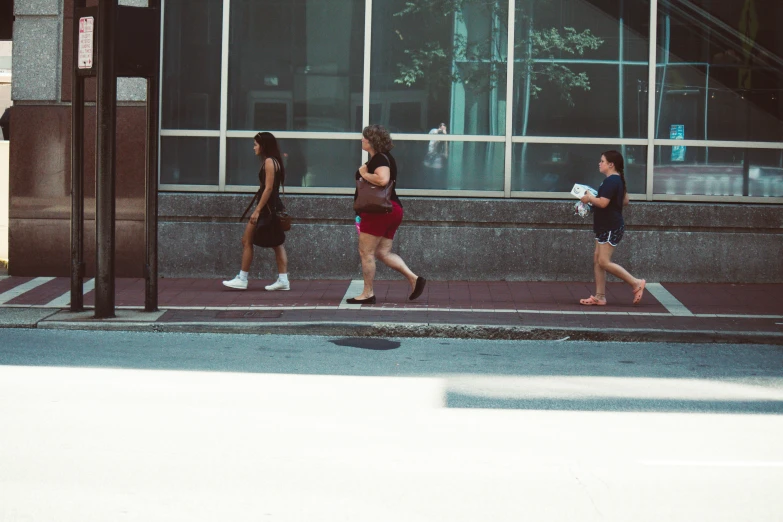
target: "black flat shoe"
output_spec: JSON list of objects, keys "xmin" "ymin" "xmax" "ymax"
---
[
  {"xmin": 409, "ymin": 277, "xmax": 427, "ymax": 301},
  {"xmin": 346, "ymin": 296, "xmax": 376, "ymax": 304}
]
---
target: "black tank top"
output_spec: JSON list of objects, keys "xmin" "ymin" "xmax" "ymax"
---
[{"xmin": 259, "ymin": 157, "xmax": 284, "ymax": 211}]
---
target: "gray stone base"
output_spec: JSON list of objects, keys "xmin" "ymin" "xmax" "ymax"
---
[{"xmin": 160, "ymin": 194, "xmax": 783, "ymax": 283}]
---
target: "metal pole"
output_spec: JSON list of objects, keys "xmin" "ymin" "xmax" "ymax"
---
[
  {"xmin": 145, "ymin": 0, "xmax": 161, "ymax": 312},
  {"xmin": 95, "ymin": 0, "xmax": 118, "ymax": 319},
  {"xmin": 70, "ymin": 0, "xmax": 87, "ymax": 312}
]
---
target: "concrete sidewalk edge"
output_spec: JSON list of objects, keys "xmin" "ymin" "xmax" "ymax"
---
[{"xmin": 30, "ymin": 319, "xmax": 783, "ymax": 345}]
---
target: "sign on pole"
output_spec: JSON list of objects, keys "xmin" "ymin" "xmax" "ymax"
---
[{"xmin": 77, "ymin": 17, "xmax": 94, "ymax": 70}]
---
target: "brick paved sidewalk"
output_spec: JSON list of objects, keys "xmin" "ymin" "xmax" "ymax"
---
[{"xmin": 1, "ymin": 276, "xmax": 781, "ymax": 342}]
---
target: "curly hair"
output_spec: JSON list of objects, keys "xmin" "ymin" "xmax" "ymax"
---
[{"xmin": 362, "ymin": 124, "xmax": 394, "ymax": 153}]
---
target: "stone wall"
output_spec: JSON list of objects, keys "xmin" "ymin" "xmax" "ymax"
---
[{"xmin": 160, "ymin": 194, "xmax": 783, "ymax": 283}]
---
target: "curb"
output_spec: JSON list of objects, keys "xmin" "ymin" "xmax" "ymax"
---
[{"xmin": 34, "ymin": 319, "xmax": 783, "ymax": 345}]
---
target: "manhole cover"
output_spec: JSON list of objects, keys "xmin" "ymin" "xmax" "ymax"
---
[
  {"xmin": 330, "ymin": 338, "xmax": 400, "ymax": 350},
  {"xmin": 216, "ymin": 310, "xmax": 283, "ymax": 319}
]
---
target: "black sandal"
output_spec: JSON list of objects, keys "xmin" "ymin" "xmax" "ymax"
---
[
  {"xmin": 409, "ymin": 277, "xmax": 427, "ymax": 301},
  {"xmin": 346, "ymin": 296, "xmax": 376, "ymax": 304}
]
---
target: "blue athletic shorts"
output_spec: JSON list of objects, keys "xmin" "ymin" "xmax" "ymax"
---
[{"xmin": 595, "ymin": 225, "xmax": 625, "ymax": 247}]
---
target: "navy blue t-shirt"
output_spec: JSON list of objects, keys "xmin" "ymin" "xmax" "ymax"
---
[{"xmin": 593, "ymin": 174, "xmax": 625, "ymax": 232}]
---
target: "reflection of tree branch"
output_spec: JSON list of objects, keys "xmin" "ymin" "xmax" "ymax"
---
[{"xmin": 393, "ymin": 0, "xmax": 603, "ymax": 106}]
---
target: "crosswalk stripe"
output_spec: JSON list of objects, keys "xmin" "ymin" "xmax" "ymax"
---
[
  {"xmin": 339, "ymin": 279, "xmax": 366, "ymax": 309},
  {"xmin": 646, "ymin": 283, "xmax": 694, "ymax": 316},
  {"xmin": 45, "ymin": 279, "xmax": 96, "ymax": 308},
  {"xmin": 0, "ymin": 277, "xmax": 56, "ymax": 305}
]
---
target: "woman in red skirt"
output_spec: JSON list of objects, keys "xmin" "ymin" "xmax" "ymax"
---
[{"xmin": 347, "ymin": 125, "xmax": 426, "ymax": 304}]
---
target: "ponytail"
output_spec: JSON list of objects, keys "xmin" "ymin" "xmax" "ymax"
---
[
  {"xmin": 603, "ymin": 150, "xmax": 626, "ymax": 195},
  {"xmin": 618, "ymin": 169, "xmax": 627, "ymax": 196}
]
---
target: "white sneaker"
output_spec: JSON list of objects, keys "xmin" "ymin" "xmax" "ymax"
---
[
  {"xmin": 222, "ymin": 276, "xmax": 248, "ymax": 290},
  {"xmin": 265, "ymin": 280, "xmax": 290, "ymax": 291}
]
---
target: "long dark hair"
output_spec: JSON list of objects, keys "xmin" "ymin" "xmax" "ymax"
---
[
  {"xmin": 602, "ymin": 150, "xmax": 626, "ymax": 195},
  {"xmin": 255, "ymin": 132, "xmax": 285, "ymax": 186}
]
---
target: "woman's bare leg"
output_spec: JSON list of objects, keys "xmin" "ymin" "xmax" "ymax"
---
[
  {"xmin": 375, "ymin": 238, "xmax": 417, "ymax": 291},
  {"xmin": 597, "ymin": 243, "xmax": 640, "ymax": 288},
  {"xmin": 355, "ymin": 232, "xmax": 383, "ymax": 299},
  {"xmin": 273, "ymin": 244, "xmax": 288, "ymax": 274},
  {"xmin": 593, "ymin": 241, "xmax": 606, "ymax": 300},
  {"xmin": 240, "ymin": 221, "xmax": 255, "ymax": 272}
]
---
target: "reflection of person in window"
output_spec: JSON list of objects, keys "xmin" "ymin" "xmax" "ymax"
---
[{"xmin": 423, "ymin": 122, "xmax": 448, "ymax": 169}]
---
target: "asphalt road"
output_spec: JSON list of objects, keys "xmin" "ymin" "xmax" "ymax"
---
[{"xmin": 1, "ymin": 329, "xmax": 782, "ymax": 521}]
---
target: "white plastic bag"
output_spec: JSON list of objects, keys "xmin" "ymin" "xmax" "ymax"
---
[{"xmin": 571, "ymin": 183, "xmax": 598, "ymax": 218}]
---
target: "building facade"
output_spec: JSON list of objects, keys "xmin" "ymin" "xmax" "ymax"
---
[{"xmin": 7, "ymin": 0, "xmax": 783, "ymax": 282}]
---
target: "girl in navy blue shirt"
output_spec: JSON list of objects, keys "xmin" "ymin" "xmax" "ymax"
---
[{"xmin": 579, "ymin": 150, "xmax": 645, "ymax": 305}]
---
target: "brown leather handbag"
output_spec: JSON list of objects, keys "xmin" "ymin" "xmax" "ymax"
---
[{"xmin": 353, "ymin": 154, "xmax": 394, "ymax": 214}]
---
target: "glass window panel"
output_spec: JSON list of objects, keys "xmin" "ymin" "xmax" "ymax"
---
[
  {"xmin": 654, "ymin": 146, "xmax": 783, "ymax": 197},
  {"xmin": 513, "ymin": 0, "xmax": 650, "ymax": 138},
  {"xmin": 655, "ymin": 0, "xmax": 783, "ymax": 142},
  {"xmin": 226, "ymin": 138, "xmax": 359, "ymax": 188},
  {"xmin": 160, "ymin": 137, "xmax": 220, "ymax": 185},
  {"xmin": 227, "ymin": 0, "xmax": 365, "ymax": 132},
  {"xmin": 512, "ymin": 143, "xmax": 647, "ymax": 192},
  {"xmin": 392, "ymin": 141, "xmax": 505, "ymax": 191},
  {"xmin": 371, "ymin": 1, "xmax": 508, "ymax": 135},
  {"xmin": 162, "ymin": 0, "xmax": 223, "ymax": 130}
]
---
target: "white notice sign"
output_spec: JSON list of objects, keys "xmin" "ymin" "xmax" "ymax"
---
[{"xmin": 78, "ymin": 17, "xmax": 94, "ymax": 69}]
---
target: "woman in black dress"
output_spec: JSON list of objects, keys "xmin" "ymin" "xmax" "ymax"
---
[{"xmin": 223, "ymin": 132, "xmax": 289, "ymax": 291}]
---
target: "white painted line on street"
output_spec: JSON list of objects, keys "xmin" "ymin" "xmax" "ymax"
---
[
  {"xmin": 5, "ymin": 302, "xmax": 775, "ymax": 318},
  {"xmin": 45, "ymin": 279, "xmax": 95, "ymax": 308},
  {"xmin": 694, "ymin": 314, "xmax": 783, "ymax": 319},
  {"xmin": 645, "ymin": 283, "xmax": 694, "ymax": 316},
  {"xmin": 3, "ymin": 300, "xmax": 780, "ymax": 319},
  {"xmin": 339, "ymin": 279, "xmax": 366, "ymax": 309},
  {"xmin": 707, "ymin": 314, "xmax": 782, "ymax": 319},
  {"xmin": 639, "ymin": 460, "xmax": 783, "ymax": 468},
  {"xmin": 0, "ymin": 277, "xmax": 55, "ymax": 305}
]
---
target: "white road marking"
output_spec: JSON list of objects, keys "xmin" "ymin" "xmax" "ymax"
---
[
  {"xmin": 339, "ymin": 279, "xmax": 366, "ymax": 309},
  {"xmin": 44, "ymin": 278, "xmax": 95, "ymax": 308},
  {"xmin": 0, "ymin": 277, "xmax": 55, "ymax": 305},
  {"xmin": 645, "ymin": 283, "xmax": 694, "ymax": 316},
  {"xmin": 3, "ymin": 302, "xmax": 782, "ymax": 319}
]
